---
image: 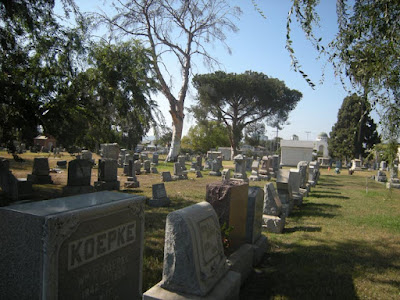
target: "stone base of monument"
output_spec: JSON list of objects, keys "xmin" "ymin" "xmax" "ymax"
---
[
  {"xmin": 195, "ymin": 170, "xmax": 203, "ymax": 178},
  {"xmin": 172, "ymin": 174, "xmax": 188, "ymax": 180},
  {"xmin": 259, "ymin": 174, "xmax": 270, "ymax": 181},
  {"xmin": 124, "ymin": 177, "xmax": 140, "ymax": 188},
  {"xmin": 143, "ymin": 270, "xmax": 241, "ymax": 300},
  {"xmin": 27, "ymin": 174, "xmax": 53, "ymax": 184},
  {"xmin": 147, "ymin": 197, "xmax": 171, "ymax": 207},
  {"xmin": 227, "ymin": 244, "xmax": 254, "ymax": 286},
  {"xmin": 209, "ymin": 171, "xmax": 222, "ymax": 176},
  {"xmin": 62, "ymin": 185, "xmax": 95, "ymax": 196},
  {"xmin": 386, "ymin": 182, "xmax": 400, "ymax": 189},
  {"xmin": 230, "ymin": 177, "xmax": 249, "ymax": 183},
  {"xmin": 308, "ymin": 180, "xmax": 316, "ymax": 187},
  {"xmin": 376, "ymin": 176, "xmax": 387, "ymax": 182},
  {"xmin": 252, "ymin": 235, "xmax": 268, "ymax": 266},
  {"xmin": 299, "ymin": 188, "xmax": 308, "ymax": 197},
  {"xmin": 293, "ymin": 194, "xmax": 303, "ymax": 206},
  {"xmin": 262, "ymin": 215, "xmax": 285, "ymax": 233},
  {"xmin": 249, "ymin": 175, "xmax": 260, "ymax": 181},
  {"xmin": 94, "ymin": 180, "xmax": 120, "ymax": 191}
]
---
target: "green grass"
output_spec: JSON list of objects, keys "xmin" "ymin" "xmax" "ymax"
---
[{"xmin": 1, "ymin": 151, "xmax": 400, "ymax": 298}]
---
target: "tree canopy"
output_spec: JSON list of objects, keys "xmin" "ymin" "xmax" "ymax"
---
[
  {"xmin": 94, "ymin": 0, "xmax": 241, "ymax": 161},
  {"xmin": 328, "ymin": 94, "xmax": 380, "ymax": 161},
  {"xmin": 181, "ymin": 121, "xmax": 230, "ymax": 154},
  {"xmin": 1, "ymin": 0, "xmax": 158, "ymax": 152},
  {"xmin": 282, "ymin": 0, "xmax": 400, "ymax": 141},
  {"xmin": 192, "ymin": 70, "xmax": 302, "ymax": 156}
]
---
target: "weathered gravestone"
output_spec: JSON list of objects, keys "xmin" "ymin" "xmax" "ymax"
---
[
  {"xmin": 380, "ymin": 161, "xmax": 387, "ymax": 171},
  {"xmin": 152, "ymin": 152, "xmax": 159, "ymax": 165},
  {"xmin": 143, "ymin": 160, "xmax": 151, "ymax": 174},
  {"xmin": 209, "ymin": 159, "xmax": 222, "ymax": 176},
  {"xmin": 143, "ymin": 202, "xmax": 240, "ymax": 299},
  {"xmin": 376, "ymin": 170, "xmax": 387, "ymax": 182},
  {"xmin": 151, "ymin": 163, "xmax": 158, "ymax": 174},
  {"xmin": 297, "ymin": 161, "xmax": 309, "ymax": 192},
  {"xmin": 249, "ymin": 160, "xmax": 260, "ymax": 181},
  {"xmin": 0, "ymin": 158, "xmax": 32, "ymax": 201},
  {"xmin": 63, "ymin": 159, "xmax": 94, "ymax": 195},
  {"xmin": 246, "ymin": 187, "xmax": 268, "ymax": 265},
  {"xmin": 94, "ymin": 159, "xmax": 120, "ymax": 191},
  {"xmin": 289, "ymin": 169, "xmax": 304, "ymax": 206},
  {"xmin": 147, "ymin": 183, "xmax": 171, "ymax": 207},
  {"xmin": 351, "ymin": 159, "xmax": 362, "ymax": 171},
  {"xmin": 0, "ymin": 191, "xmax": 145, "ymax": 299},
  {"xmin": 57, "ymin": 160, "xmax": 67, "ymax": 169},
  {"xmin": 206, "ymin": 181, "xmax": 249, "ymax": 249},
  {"xmin": 232, "ymin": 154, "xmax": 248, "ymax": 182},
  {"xmin": 245, "ymin": 157, "xmax": 253, "ymax": 172},
  {"xmin": 221, "ymin": 168, "xmax": 231, "ymax": 181},
  {"xmin": 178, "ymin": 155, "xmax": 187, "ymax": 171},
  {"xmin": 140, "ymin": 153, "xmax": 148, "ymax": 162},
  {"xmin": 81, "ymin": 150, "xmax": 93, "ymax": 162},
  {"xmin": 196, "ymin": 155, "xmax": 203, "ymax": 171},
  {"xmin": 134, "ymin": 160, "xmax": 142, "ymax": 175},
  {"xmin": 161, "ymin": 171, "xmax": 173, "ymax": 182},
  {"xmin": 259, "ymin": 156, "xmax": 270, "ymax": 180},
  {"xmin": 190, "ymin": 161, "xmax": 199, "ymax": 172},
  {"xmin": 276, "ymin": 169, "xmax": 292, "ymax": 217},
  {"xmin": 124, "ymin": 160, "xmax": 140, "ymax": 188},
  {"xmin": 123, "ymin": 154, "xmax": 133, "ymax": 175},
  {"xmin": 27, "ymin": 157, "xmax": 53, "ymax": 184},
  {"xmin": 100, "ymin": 143, "xmax": 120, "ymax": 160},
  {"xmin": 262, "ymin": 183, "xmax": 286, "ymax": 234},
  {"xmin": 173, "ymin": 162, "xmax": 188, "ymax": 180}
]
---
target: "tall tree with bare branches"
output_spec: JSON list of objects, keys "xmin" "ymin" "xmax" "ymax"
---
[{"xmin": 95, "ymin": 0, "xmax": 241, "ymax": 161}]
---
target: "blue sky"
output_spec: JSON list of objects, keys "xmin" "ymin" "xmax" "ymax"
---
[{"xmin": 66, "ymin": 0, "xmax": 373, "ymax": 142}]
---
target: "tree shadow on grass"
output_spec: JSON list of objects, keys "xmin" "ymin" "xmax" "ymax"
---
[
  {"xmin": 240, "ymin": 238, "xmax": 400, "ymax": 299},
  {"xmin": 311, "ymin": 193, "xmax": 350, "ymax": 200},
  {"xmin": 283, "ymin": 226, "xmax": 322, "ymax": 234},
  {"xmin": 290, "ymin": 202, "xmax": 341, "ymax": 220}
]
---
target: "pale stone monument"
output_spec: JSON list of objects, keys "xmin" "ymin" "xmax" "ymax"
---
[
  {"xmin": 262, "ymin": 183, "xmax": 286, "ymax": 233},
  {"xmin": 249, "ymin": 160, "xmax": 261, "ymax": 181},
  {"xmin": 143, "ymin": 202, "xmax": 240, "ymax": 299},
  {"xmin": 206, "ymin": 181, "xmax": 249, "ymax": 249},
  {"xmin": 276, "ymin": 169, "xmax": 292, "ymax": 216},
  {"xmin": 0, "ymin": 191, "xmax": 145, "ymax": 299},
  {"xmin": 100, "ymin": 143, "xmax": 120, "ymax": 160},
  {"xmin": 232, "ymin": 154, "xmax": 248, "ymax": 182}
]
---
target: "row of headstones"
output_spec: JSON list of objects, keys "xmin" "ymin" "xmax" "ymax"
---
[
  {"xmin": 0, "ymin": 160, "xmax": 321, "ymax": 299},
  {"xmin": 260, "ymin": 161, "xmax": 320, "ymax": 233},
  {"xmin": 375, "ymin": 159, "xmax": 400, "ymax": 189}
]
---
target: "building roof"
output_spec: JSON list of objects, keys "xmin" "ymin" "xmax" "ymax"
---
[{"xmin": 280, "ymin": 140, "xmax": 314, "ymax": 149}]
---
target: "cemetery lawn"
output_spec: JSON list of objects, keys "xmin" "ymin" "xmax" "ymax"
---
[
  {"xmin": 241, "ymin": 170, "xmax": 400, "ymax": 299},
  {"xmin": 1, "ymin": 151, "xmax": 400, "ymax": 298}
]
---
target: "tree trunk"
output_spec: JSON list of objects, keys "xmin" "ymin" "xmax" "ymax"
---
[{"xmin": 167, "ymin": 116, "xmax": 183, "ymax": 162}]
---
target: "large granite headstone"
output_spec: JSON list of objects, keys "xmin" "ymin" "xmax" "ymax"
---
[
  {"xmin": 0, "ymin": 158, "xmax": 32, "ymax": 201},
  {"xmin": 147, "ymin": 183, "xmax": 171, "ymax": 207},
  {"xmin": 94, "ymin": 159, "xmax": 120, "ymax": 191},
  {"xmin": 27, "ymin": 157, "xmax": 53, "ymax": 184},
  {"xmin": 245, "ymin": 187, "xmax": 264, "ymax": 244},
  {"xmin": 63, "ymin": 159, "xmax": 94, "ymax": 195},
  {"xmin": 0, "ymin": 191, "xmax": 145, "ymax": 299},
  {"xmin": 206, "ymin": 181, "xmax": 249, "ymax": 249},
  {"xmin": 161, "ymin": 171, "xmax": 173, "ymax": 182},
  {"xmin": 263, "ymin": 183, "xmax": 282, "ymax": 216},
  {"xmin": 143, "ymin": 202, "xmax": 240, "ymax": 299}
]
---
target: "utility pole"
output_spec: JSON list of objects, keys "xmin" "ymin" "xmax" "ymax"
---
[{"xmin": 305, "ymin": 131, "xmax": 311, "ymax": 140}]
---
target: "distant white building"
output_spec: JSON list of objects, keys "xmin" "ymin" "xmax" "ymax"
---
[
  {"xmin": 280, "ymin": 140, "xmax": 314, "ymax": 166},
  {"xmin": 280, "ymin": 132, "xmax": 330, "ymax": 166}
]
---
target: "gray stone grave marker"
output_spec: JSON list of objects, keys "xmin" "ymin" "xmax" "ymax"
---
[
  {"xmin": 148, "ymin": 183, "xmax": 171, "ymax": 207},
  {"xmin": 143, "ymin": 202, "xmax": 240, "ymax": 299},
  {"xmin": 0, "ymin": 191, "xmax": 145, "ymax": 299}
]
